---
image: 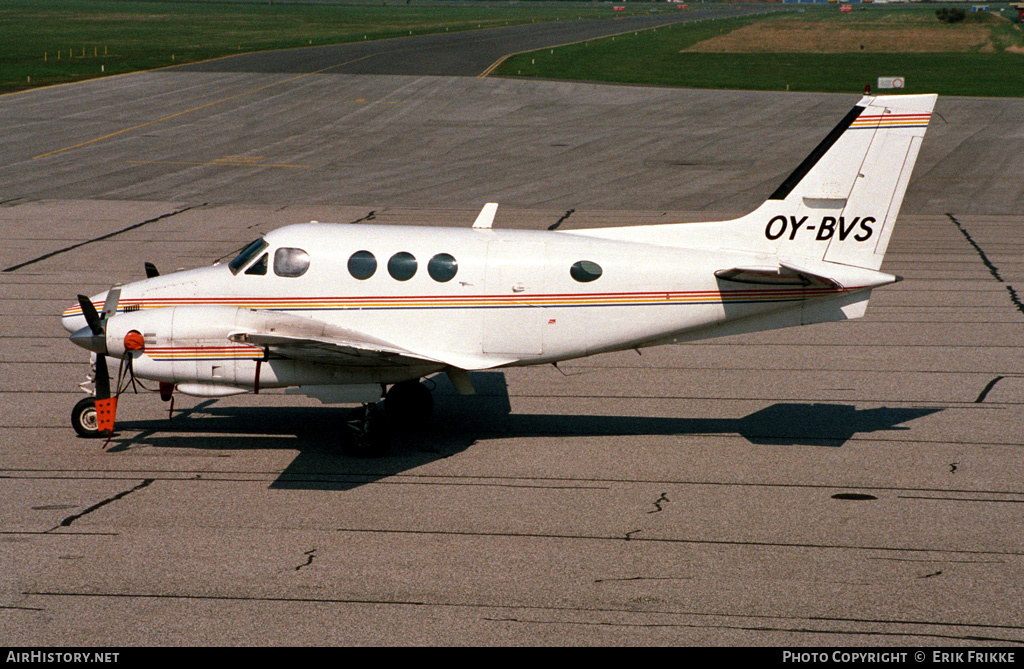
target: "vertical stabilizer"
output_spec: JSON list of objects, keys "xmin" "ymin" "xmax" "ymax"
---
[
  {"xmin": 565, "ymin": 94, "xmax": 936, "ymax": 276},
  {"xmin": 754, "ymin": 94, "xmax": 936, "ymax": 270}
]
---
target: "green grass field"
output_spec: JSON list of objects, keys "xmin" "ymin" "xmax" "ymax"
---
[
  {"xmin": 0, "ymin": 0, "xmax": 655, "ymax": 94},
  {"xmin": 6, "ymin": 1, "xmax": 1023, "ymax": 97},
  {"xmin": 496, "ymin": 4, "xmax": 1024, "ymax": 97}
]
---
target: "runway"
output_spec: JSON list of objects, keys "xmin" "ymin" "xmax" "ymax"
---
[{"xmin": 2, "ymin": 12, "xmax": 1024, "ymax": 646}]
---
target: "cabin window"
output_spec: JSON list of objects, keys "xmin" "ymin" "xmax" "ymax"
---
[
  {"xmin": 570, "ymin": 260, "xmax": 602, "ymax": 283},
  {"xmin": 348, "ymin": 250, "xmax": 377, "ymax": 280},
  {"xmin": 427, "ymin": 253, "xmax": 458, "ymax": 283},
  {"xmin": 274, "ymin": 247, "xmax": 310, "ymax": 278},
  {"xmin": 388, "ymin": 252, "xmax": 417, "ymax": 281},
  {"xmin": 229, "ymin": 238, "xmax": 268, "ymax": 275},
  {"xmin": 245, "ymin": 253, "xmax": 268, "ymax": 276}
]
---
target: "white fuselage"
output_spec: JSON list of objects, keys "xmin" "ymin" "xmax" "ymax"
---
[{"xmin": 62, "ymin": 222, "xmax": 860, "ymax": 394}]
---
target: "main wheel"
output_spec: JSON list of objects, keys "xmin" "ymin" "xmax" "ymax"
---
[
  {"xmin": 343, "ymin": 404, "xmax": 389, "ymax": 457},
  {"xmin": 71, "ymin": 397, "xmax": 106, "ymax": 438},
  {"xmin": 384, "ymin": 380, "xmax": 434, "ymax": 430}
]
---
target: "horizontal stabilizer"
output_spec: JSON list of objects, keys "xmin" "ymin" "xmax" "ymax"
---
[
  {"xmin": 717, "ymin": 260, "xmax": 898, "ymax": 292},
  {"xmin": 715, "ymin": 265, "xmax": 839, "ymax": 289}
]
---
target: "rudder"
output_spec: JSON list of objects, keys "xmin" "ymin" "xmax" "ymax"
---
[{"xmin": 756, "ymin": 94, "xmax": 936, "ymax": 271}]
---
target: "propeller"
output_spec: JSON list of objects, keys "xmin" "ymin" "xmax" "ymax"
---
[{"xmin": 70, "ymin": 288, "xmax": 120, "ymax": 400}]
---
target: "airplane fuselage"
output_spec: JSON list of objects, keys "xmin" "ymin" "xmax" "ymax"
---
[{"xmin": 62, "ymin": 222, "xmax": 857, "ymax": 394}]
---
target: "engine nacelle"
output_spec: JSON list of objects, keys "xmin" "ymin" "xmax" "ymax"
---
[{"xmin": 102, "ymin": 306, "xmax": 374, "ymax": 391}]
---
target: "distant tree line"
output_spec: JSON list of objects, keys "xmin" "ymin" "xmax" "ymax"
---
[{"xmin": 935, "ymin": 7, "xmax": 966, "ymax": 23}]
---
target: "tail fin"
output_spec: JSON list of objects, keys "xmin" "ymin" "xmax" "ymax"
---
[
  {"xmin": 569, "ymin": 94, "xmax": 936, "ymax": 273},
  {"xmin": 753, "ymin": 93, "xmax": 936, "ymax": 270}
]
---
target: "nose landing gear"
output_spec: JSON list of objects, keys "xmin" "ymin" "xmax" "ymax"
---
[{"xmin": 71, "ymin": 397, "xmax": 103, "ymax": 438}]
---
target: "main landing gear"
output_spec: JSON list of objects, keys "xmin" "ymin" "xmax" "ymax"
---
[{"xmin": 342, "ymin": 379, "xmax": 435, "ymax": 457}]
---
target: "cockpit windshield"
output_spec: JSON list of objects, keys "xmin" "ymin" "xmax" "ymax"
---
[{"xmin": 228, "ymin": 238, "xmax": 269, "ymax": 275}]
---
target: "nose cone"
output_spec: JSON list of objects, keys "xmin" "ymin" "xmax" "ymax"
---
[
  {"xmin": 70, "ymin": 325, "xmax": 107, "ymax": 355},
  {"xmin": 62, "ymin": 304, "xmax": 88, "ymax": 334},
  {"xmin": 62, "ymin": 289, "xmax": 110, "ymax": 334}
]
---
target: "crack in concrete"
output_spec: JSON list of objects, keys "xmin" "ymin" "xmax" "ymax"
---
[
  {"xmin": 594, "ymin": 575, "xmax": 692, "ymax": 584},
  {"xmin": 547, "ymin": 208, "xmax": 575, "ymax": 231},
  {"xmin": 295, "ymin": 548, "xmax": 317, "ymax": 571},
  {"xmin": 975, "ymin": 376, "xmax": 1006, "ymax": 403},
  {"xmin": 51, "ymin": 479, "xmax": 154, "ymax": 530},
  {"xmin": 647, "ymin": 492, "xmax": 669, "ymax": 514},
  {"xmin": 947, "ymin": 212, "xmax": 1024, "ymax": 317},
  {"xmin": 1006, "ymin": 285, "xmax": 1024, "ymax": 316},
  {"xmin": 348, "ymin": 210, "xmax": 376, "ymax": 224},
  {"xmin": 947, "ymin": 212, "xmax": 1003, "ymax": 281},
  {"xmin": 3, "ymin": 205, "xmax": 201, "ymax": 272}
]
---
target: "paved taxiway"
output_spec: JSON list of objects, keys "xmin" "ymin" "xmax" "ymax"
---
[{"xmin": 2, "ymin": 13, "xmax": 1024, "ymax": 646}]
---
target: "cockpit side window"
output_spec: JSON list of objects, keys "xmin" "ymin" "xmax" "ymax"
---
[
  {"xmin": 274, "ymin": 247, "xmax": 310, "ymax": 278},
  {"xmin": 229, "ymin": 238, "xmax": 268, "ymax": 275},
  {"xmin": 245, "ymin": 253, "xmax": 268, "ymax": 276}
]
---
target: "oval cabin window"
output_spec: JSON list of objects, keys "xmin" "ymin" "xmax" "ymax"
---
[
  {"xmin": 570, "ymin": 260, "xmax": 603, "ymax": 283},
  {"xmin": 388, "ymin": 252, "xmax": 417, "ymax": 281},
  {"xmin": 427, "ymin": 253, "xmax": 458, "ymax": 283},
  {"xmin": 348, "ymin": 250, "xmax": 377, "ymax": 280}
]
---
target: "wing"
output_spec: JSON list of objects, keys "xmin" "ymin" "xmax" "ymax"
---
[
  {"xmin": 225, "ymin": 308, "xmax": 508, "ymax": 372},
  {"xmin": 229, "ymin": 330, "xmax": 444, "ymax": 368}
]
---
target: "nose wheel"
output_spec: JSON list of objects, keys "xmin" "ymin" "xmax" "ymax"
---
[{"xmin": 71, "ymin": 397, "xmax": 107, "ymax": 438}]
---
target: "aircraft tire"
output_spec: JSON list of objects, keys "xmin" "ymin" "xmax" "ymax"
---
[
  {"xmin": 384, "ymin": 380, "xmax": 433, "ymax": 430},
  {"xmin": 71, "ymin": 397, "xmax": 104, "ymax": 438}
]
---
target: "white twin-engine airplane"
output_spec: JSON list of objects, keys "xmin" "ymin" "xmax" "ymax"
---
[{"xmin": 62, "ymin": 93, "xmax": 936, "ymax": 454}]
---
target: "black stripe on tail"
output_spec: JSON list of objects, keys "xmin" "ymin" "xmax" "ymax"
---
[{"xmin": 767, "ymin": 105, "xmax": 865, "ymax": 201}]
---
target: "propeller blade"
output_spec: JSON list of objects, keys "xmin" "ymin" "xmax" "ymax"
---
[
  {"xmin": 102, "ymin": 287, "xmax": 121, "ymax": 321},
  {"xmin": 94, "ymin": 354, "xmax": 111, "ymax": 399},
  {"xmin": 144, "ymin": 262, "xmax": 159, "ymax": 278},
  {"xmin": 77, "ymin": 295, "xmax": 103, "ymax": 336}
]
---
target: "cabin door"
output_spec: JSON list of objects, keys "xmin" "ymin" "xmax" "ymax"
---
[{"xmin": 483, "ymin": 241, "xmax": 548, "ymax": 356}]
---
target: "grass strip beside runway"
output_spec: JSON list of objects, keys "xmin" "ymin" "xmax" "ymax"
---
[
  {"xmin": 497, "ymin": 5, "xmax": 1024, "ymax": 97},
  {"xmin": 0, "ymin": 0, "xmax": 654, "ymax": 94}
]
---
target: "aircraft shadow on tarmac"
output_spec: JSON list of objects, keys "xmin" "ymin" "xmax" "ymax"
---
[{"xmin": 106, "ymin": 372, "xmax": 942, "ymax": 491}]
